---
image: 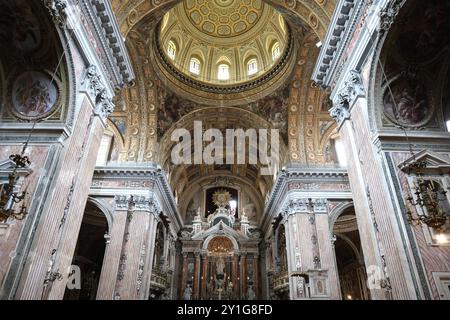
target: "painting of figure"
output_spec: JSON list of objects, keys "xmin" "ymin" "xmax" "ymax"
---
[
  {"xmin": 12, "ymin": 71, "xmax": 58, "ymax": 118},
  {"xmin": 383, "ymin": 77, "xmax": 429, "ymax": 126}
]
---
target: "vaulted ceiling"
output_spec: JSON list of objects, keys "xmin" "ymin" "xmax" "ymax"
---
[{"xmin": 107, "ymin": 0, "xmax": 339, "ymax": 223}]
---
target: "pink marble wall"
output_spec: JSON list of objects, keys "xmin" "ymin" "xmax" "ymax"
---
[
  {"xmin": 15, "ymin": 96, "xmax": 105, "ymax": 299},
  {"xmin": 341, "ymin": 98, "xmax": 418, "ymax": 299},
  {"xmin": 0, "ymin": 145, "xmax": 50, "ymax": 287},
  {"xmin": 391, "ymin": 151, "xmax": 450, "ymax": 299}
]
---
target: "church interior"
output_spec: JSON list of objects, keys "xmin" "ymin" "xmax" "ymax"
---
[{"xmin": 0, "ymin": 0, "xmax": 449, "ymax": 300}]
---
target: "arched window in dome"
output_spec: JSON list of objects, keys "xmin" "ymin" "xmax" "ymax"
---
[
  {"xmin": 167, "ymin": 40, "xmax": 176, "ymax": 60},
  {"xmin": 272, "ymin": 42, "xmax": 280, "ymax": 61},
  {"xmin": 247, "ymin": 58, "xmax": 258, "ymax": 76},
  {"xmin": 218, "ymin": 63, "xmax": 230, "ymax": 80},
  {"xmin": 189, "ymin": 57, "xmax": 201, "ymax": 75}
]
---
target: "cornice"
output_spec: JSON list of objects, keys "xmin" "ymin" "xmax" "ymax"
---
[
  {"xmin": 312, "ymin": 0, "xmax": 365, "ymax": 87},
  {"xmin": 93, "ymin": 164, "xmax": 182, "ymax": 231},
  {"xmin": 78, "ymin": 0, "xmax": 134, "ymax": 89},
  {"xmin": 261, "ymin": 165, "xmax": 349, "ymax": 232}
]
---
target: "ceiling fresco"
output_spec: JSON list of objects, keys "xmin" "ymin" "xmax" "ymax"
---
[{"xmin": 107, "ymin": 0, "xmax": 338, "ymax": 223}]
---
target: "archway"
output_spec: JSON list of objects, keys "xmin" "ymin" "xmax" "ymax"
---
[
  {"xmin": 203, "ymin": 236, "xmax": 236, "ymax": 300},
  {"xmin": 332, "ymin": 206, "xmax": 370, "ymax": 300},
  {"xmin": 63, "ymin": 201, "xmax": 109, "ymax": 300}
]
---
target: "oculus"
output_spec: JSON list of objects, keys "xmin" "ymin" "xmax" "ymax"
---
[
  {"xmin": 383, "ymin": 75, "xmax": 430, "ymax": 127},
  {"xmin": 11, "ymin": 70, "xmax": 60, "ymax": 119}
]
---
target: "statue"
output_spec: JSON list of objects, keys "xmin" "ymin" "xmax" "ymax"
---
[
  {"xmin": 183, "ymin": 284, "xmax": 192, "ymax": 300},
  {"xmin": 247, "ymin": 285, "xmax": 256, "ymax": 300},
  {"xmin": 215, "ymin": 256, "xmax": 225, "ymax": 275}
]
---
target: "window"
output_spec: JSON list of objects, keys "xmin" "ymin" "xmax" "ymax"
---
[
  {"xmin": 272, "ymin": 42, "xmax": 280, "ymax": 61},
  {"xmin": 247, "ymin": 58, "xmax": 258, "ymax": 76},
  {"xmin": 96, "ymin": 133, "xmax": 113, "ymax": 166},
  {"xmin": 189, "ymin": 58, "xmax": 201, "ymax": 75},
  {"xmin": 218, "ymin": 64, "xmax": 230, "ymax": 80},
  {"xmin": 167, "ymin": 40, "xmax": 176, "ymax": 60},
  {"xmin": 446, "ymin": 120, "xmax": 450, "ymax": 132},
  {"xmin": 335, "ymin": 139, "xmax": 347, "ymax": 167}
]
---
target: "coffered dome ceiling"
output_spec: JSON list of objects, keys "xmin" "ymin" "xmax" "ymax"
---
[
  {"xmin": 183, "ymin": 0, "xmax": 266, "ymax": 39},
  {"xmin": 158, "ymin": 0, "xmax": 289, "ymax": 86}
]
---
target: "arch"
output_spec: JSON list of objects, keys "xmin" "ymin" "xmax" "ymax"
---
[
  {"xmin": 86, "ymin": 197, "xmax": 114, "ymax": 232},
  {"xmin": 217, "ymin": 63, "xmax": 230, "ymax": 81},
  {"xmin": 189, "ymin": 56, "xmax": 201, "ymax": 75},
  {"xmin": 167, "ymin": 39, "xmax": 177, "ymax": 60},
  {"xmin": 271, "ymin": 41, "xmax": 281, "ymax": 61},
  {"xmin": 111, "ymin": 0, "xmax": 335, "ymax": 41},
  {"xmin": 202, "ymin": 234, "xmax": 239, "ymax": 252},
  {"xmin": 368, "ymin": 1, "xmax": 450, "ymax": 133},
  {"xmin": 246, "ymin": 57, "xmax": 258, "ymax": 76},
  {"xmin": 328, "ymin": 201, "xmax": 355, "ymax": 232},
  {"xmin": 334, "ymin": 233, "xmax": 363, "ymax": 264}
]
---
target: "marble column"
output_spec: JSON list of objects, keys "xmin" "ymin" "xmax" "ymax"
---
[
  {"xmin": 113, "ymin": 196, "xmax": 159, "ymax": 300},
  {"xmin": 201, "ymin": 253, "xmax": 207, "ymax": 299},
  {"xmin": 242, "ymin": 253, "xmax": 247, "ymax": 299},
  {"xmin": 232, "ymin": 254, "xmax": 238, "ymax": 298},
  {"xmin": 193, "ymin": 253, "xmax": 200, "ymax": 299},
  {"xmin": 253, "ymin": 255, "xmax": 259, "ymax": 299},
  {"xmin": 282, "ymin": 198, "xmax": 340, "ymax": 299},
  {"xmin": 180, "ymin": 253, "xmax": 188, "ymax": 299},
  {"xmin": 96, "ymin": 196, "xmax": 129, "ymax": 299}
]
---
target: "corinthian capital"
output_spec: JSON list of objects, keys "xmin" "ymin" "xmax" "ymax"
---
[
  {"xmin": 378, "ymin": 0, "xmax": 403, "ymax": 35},
  {"xmin": 42, "ymin": 0, "xmax": 67, "ymax": 28},
  {"xmin": 132, "ymin": 196, "xmax": 161, "ymax": 216},
  {"xmin": 330, "ymin": 70, "xmax": 365, "ymax": 126},
  {"xmin": 81, "ymin": 65, "xmax": 115, "ymax": 119}
]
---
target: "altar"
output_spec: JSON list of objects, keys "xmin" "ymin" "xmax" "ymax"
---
[{"xmin": 178, "ymin": 189, "xmax": 261, "ymax": 300}]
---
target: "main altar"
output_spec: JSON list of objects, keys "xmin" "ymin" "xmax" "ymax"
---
[{"xmin": 178, "ymin": 190, "xmax": 261, "ymax": 300}]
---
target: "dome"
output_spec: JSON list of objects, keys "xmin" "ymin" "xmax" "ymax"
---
[{"xmin": 158, "ymin": 0, "xmax": 289, "ymax": 85}]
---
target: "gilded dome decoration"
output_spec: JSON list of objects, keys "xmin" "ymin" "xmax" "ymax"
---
[{"xmin": 158, "ymin": 0, "xmax": 289, "ymax": 85}]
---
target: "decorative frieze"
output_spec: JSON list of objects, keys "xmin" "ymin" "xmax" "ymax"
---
[
  {"xmin": 79, "ymin": 0, "xmax": 134, "ymax": 87},
  {"xmin": 312, "ymin": 0, "xmax": 366, "ymax": 87}
]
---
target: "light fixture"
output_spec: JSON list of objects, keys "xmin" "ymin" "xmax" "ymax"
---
[
  {"xmin": 0, "ymin": 137, "xmax": 32, "ymax": 222},
  {"xmin": 406, "ymin": 178, "xmax": 449, "ymax": 230},
  {"xmin": 398, "ymin": 126, "xmax": 450, "ymax": 231}
]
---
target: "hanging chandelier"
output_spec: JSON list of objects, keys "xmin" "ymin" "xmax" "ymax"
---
[
  {"xmin": 0, "ymin": 125, "xmax": 33, "ymax": 223},
  {"xmin": 406, "ymin": 174, "xmax": 449, "ymax": 231}
]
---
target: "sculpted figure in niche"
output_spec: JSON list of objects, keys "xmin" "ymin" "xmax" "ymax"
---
[
  {"xmin": 248, "ymin": 285, "xmax": 256, "ymax": 300},
  {"xmin": 186, "ymin": 194, "xmax": 200, "ymax": 223},
  {"xmin": 216, "ymin": 256, "xmax": 225, "ymax": 275},
  {"xmin": 183, "ymin": 284, "xmax": 192, "ymax": 300},
  {"xmin": 383, "ymin": 77, "xmax": 428, "ymax": 126},
  {"xmin": 242, "ymin": 193, "xmax": 257, "ymax": 221}
]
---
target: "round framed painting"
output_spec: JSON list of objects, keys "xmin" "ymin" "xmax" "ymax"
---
[{"xmin": 11, "ymin": 70, "xmax": 60, "ymax": 119}]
